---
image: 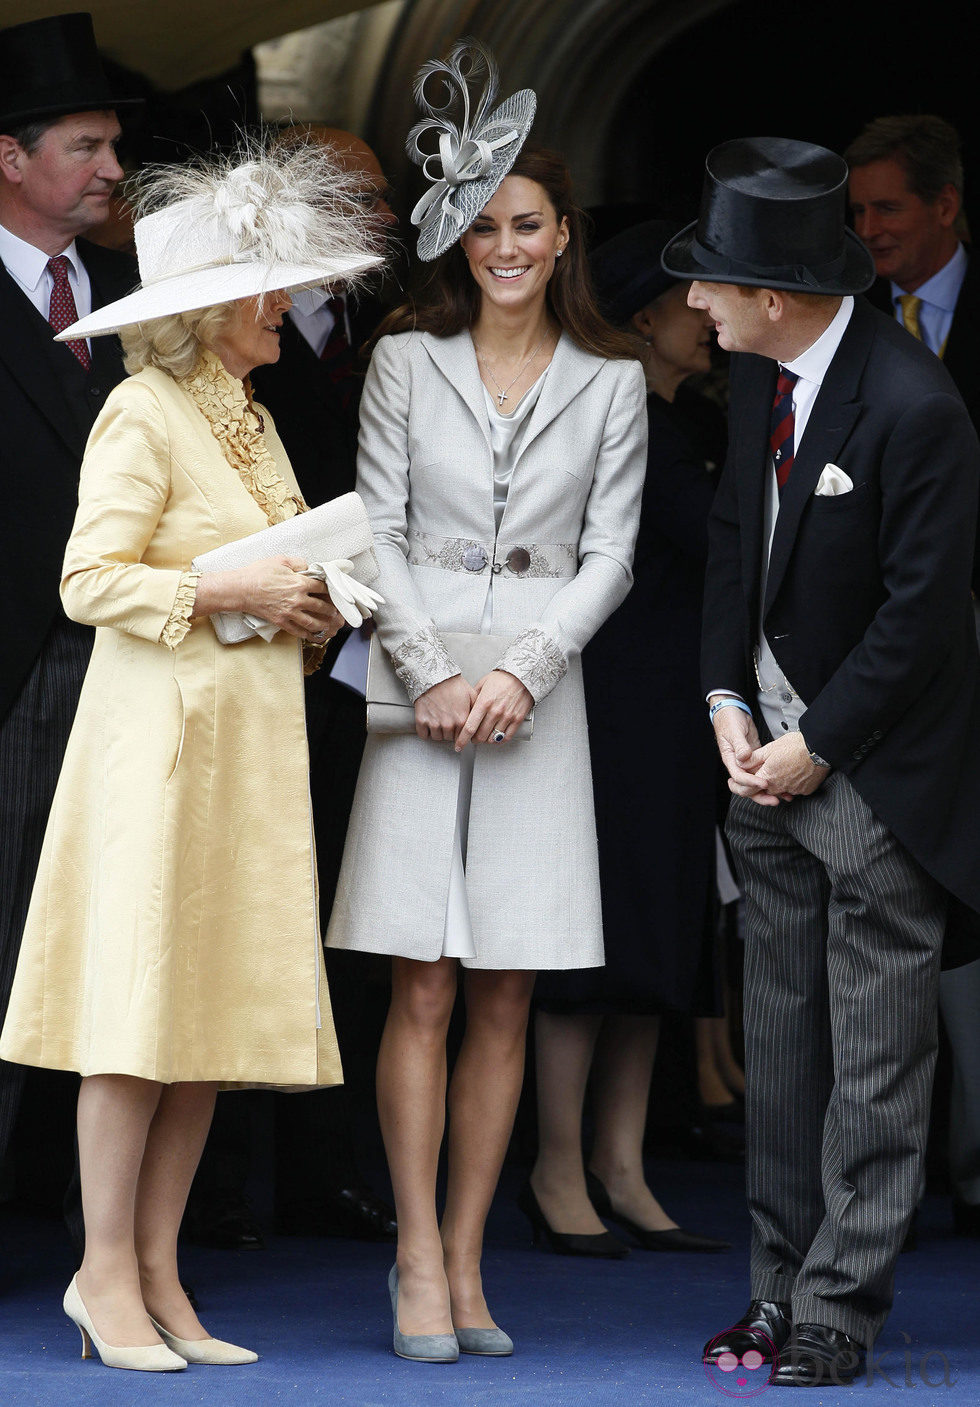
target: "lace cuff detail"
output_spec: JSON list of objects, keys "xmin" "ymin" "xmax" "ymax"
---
[
  {"xmin": 390, "ymin": 623, "xmax": 459, "ymax": 703},
  {"xmin": 160, "ymin": 571, "xmax": 201, "ymax": 650},
  {"xmin": 496, "ymin": 627, "xmax": 567, "ymax": 703}
]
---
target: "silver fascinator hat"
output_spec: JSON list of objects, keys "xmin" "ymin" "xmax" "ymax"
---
[
  {"xmin": 407, "ymin": 39, "xmax": 536, "ymax": 262},
  {"xmin": 57, "ymin": 137, "xmax": 386, "ymax": 341}
]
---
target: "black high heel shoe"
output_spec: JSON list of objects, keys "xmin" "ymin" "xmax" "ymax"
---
[
  {"xmin": 586, "ymin": 1172, "xmax": 730, "ymax": 1253},
  {"xmin": 516, "ymin": 1180, "xmax": 629, "ymax": 1258}
]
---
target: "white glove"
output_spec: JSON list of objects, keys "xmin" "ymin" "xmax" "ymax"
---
[{"xmin": 305, "ymin": 559, "xmax": 385, "ymax": 629}]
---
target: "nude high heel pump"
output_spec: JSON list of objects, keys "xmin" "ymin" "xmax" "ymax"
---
[
  {"xmin": 63, "ymin": 1276, "xmax": 187, "ymax": 1372},
  {"xmin": 149, "ymin": 1316, "xmax": 258, "ymax": 1365}
]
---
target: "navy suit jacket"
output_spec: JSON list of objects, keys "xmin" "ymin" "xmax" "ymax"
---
[
  {"xmin": 702, "ymin": 296, "xmax": 980, "ymax": 953},
  {"xmin": 0, "ymin": 238, "xmax": 136, "ymax": 719}
]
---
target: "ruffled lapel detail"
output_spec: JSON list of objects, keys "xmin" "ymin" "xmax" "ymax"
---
[{"xmin": 179, "ymin": 350, "xmax": 306, "ymax": 525}]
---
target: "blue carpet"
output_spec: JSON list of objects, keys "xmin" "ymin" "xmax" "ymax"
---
[{"xmin": 2, "ymin": 1160, "xmax": 978, "ymax": 1405}]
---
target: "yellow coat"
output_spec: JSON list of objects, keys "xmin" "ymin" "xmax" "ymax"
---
[{"xmin": 0, "ymin": 364, "xmax": 341, "ymax": 1089}]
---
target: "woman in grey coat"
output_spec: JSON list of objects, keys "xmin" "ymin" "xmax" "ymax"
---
[{"xmin": 327, "ymin": 58, "xmax": 646, "ymax": 1361}]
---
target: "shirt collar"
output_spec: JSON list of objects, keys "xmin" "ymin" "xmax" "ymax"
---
[
  {"xmin": 0, "ymin": 221, "xmax": 83, "ymax": 293},
  {"xmin": 890, "ymin": 241, "xmax": 967, "ymax": 314},
  {"xmin": 782, "ymin": 295, "xmax": 854, "ymax": 387}
]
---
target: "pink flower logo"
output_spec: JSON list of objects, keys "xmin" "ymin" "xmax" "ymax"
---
[{"xmin": 703, "ymin": 1330, "xmax": 778, "ymax": 1397}]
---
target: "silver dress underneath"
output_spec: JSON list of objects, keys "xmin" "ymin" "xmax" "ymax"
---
[{"xmin": 441, "ymin": 372, "xmax": 548, "ymax": 958}]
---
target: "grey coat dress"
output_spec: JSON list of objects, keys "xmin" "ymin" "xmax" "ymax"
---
[{"xmin": 326, "ymin": 328, "xmax": 647, "ymax": 969}]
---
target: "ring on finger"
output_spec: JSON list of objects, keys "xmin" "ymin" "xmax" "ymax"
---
[{"xmin": 492, "ymin": 730, "xmax": 506, "ymax": 744}]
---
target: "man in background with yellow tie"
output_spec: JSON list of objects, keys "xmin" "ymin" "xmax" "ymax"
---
[
  {"xmin": 846, "ymin": 115, "xmax": 979, "ymax": 444},
  {"xmin": 847, "ymin": 113, "xmax": 980, "ymax": 1249}
]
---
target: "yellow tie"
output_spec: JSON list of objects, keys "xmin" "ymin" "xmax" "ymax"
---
[{"xmin": 898, "ymin": 293, "xmax": 923, "ymax": 341}]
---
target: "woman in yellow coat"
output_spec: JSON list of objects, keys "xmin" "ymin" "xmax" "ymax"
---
[{"xmin": 0, "ymin": 141, "xmax": 382, "ymax": 1371}]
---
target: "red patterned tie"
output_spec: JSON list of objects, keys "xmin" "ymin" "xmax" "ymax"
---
[
  {"xmin": 47, "ymin": 254, "xmax": 91, "ymax": 370},
  {"xmin": 770, "ymin": 368, "xmax": 798, "ymax": 494},
  {"xmin": 320, "ymin": 294, "xmax": 356, "ymax": 408}
]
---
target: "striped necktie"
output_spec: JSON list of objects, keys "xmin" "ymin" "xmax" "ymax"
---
[{"xmin": 770, "ymin": 368, "xmax": 798, "ymax": 495}]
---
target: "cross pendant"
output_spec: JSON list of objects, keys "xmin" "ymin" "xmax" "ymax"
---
[{"xmin": 497, "ymin": 390, "xmax": 508, "ymax": 406}]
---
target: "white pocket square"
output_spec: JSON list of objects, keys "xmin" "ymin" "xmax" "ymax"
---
[{"xmin": 814, "ymin": 463, "xmax": 853, "ymax": 496}]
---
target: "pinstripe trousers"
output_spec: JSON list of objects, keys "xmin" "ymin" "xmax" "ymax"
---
[
  {"xmin": 0, "ymin": 617, "xmax": 91, "ymax": 1172},
  {"xmin": 727, "ymin": 770, "xmax": 946, "ymax": 1347}
]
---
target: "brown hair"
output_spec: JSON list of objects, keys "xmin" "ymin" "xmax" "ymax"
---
[
  {"xmin": 375, "ymin": 144, "xmax": 637, "ymax": 361},
  {"xmin": 844, "ymin": 114, "xmax": 963, "ymax": 205}
]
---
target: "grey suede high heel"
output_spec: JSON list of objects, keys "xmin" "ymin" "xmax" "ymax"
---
[
  {"xmin": 454, "ymin": 1325, "xmax": 514, "ymax": 1356},
  {"xmin": 387, "ymin": 1265, "xmax": 459, "ymax": 1362}
]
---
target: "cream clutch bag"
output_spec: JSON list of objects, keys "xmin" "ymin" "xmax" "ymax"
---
[
  {"xmin": 191, "ymin": 492, "xmax": 380, "ymax": 644},
  {"xmin": 366, "ymin": 631, "xmax": 534, "ymax": 738}
]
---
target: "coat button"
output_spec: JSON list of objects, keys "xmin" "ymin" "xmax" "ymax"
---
[
  {"xmin": 779, "ymin": 691, "xmax": 793, "ymax": 703},
  {"xmin": 461, "ymin": 543, "xmax": 488, "ymax": 572},
  {"xmin": 505, "ymin": 547, "xmax": 531, "ymax": 574}
]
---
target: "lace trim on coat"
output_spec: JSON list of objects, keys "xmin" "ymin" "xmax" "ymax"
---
[
  {"xmin": 407, "ymin": 529, "xmax": 577, "ymax": 579},
  {"xmin": 390, "ymin": 623, "xmax": 459, "ymax": 703},
  {"xmin": 496, "ymin": 627, "xmax": 567, "ymax": 703},
  {"xmin": 177, "ymin": 351, "xmax": 306, "ymax": 526},
  {"xmin": 160, "ymin": 570, "xmax": 201, "ymax": 650}
]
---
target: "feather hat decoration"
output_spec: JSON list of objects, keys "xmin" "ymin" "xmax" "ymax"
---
[
  {"xmin": 56, "ymin": 134, "xmax": 385, "ymax": 341},
  {"xmin": 406, "ymin": 39, "xmax": 536, "ymax": 261}
]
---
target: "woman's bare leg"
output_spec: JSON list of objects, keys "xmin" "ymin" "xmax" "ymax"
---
[
  {"xmin": 441, "ymin": 968, "xmax": 536, "ymax": 1328},
  {"xmin": 696, "ymin": 1012, "xmax": 745, "ymax": 1104},
  {"xmin": 589, "ymin": 1014, "xmax": 678, "ymax": 1230},
  {"xmin": 529, "ymin": 1010, "xmax": 606, "ymax": 1233},
  {"xmin": 75, "ymin": 1073, "xmax": 165, "ymax": 1347},
  {"xmin": 377, "ymin": 955, "xmax": 457, "ymax": 1336},
  {"xmin": 135, "ymin": 1081, "xmax": 218, "ymax": 1339}
]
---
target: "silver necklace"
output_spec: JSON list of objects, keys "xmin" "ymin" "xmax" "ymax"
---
[{"xmin": 475, "ymin": 332, "xmax": 550, "ymax": 407}]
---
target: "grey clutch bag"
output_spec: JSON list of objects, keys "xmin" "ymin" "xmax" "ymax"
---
[
  {"xmin": 191, "ymin": 492, "xmax": 379, "ymax": 644},
  {"xmin": 366, "ymin": 631, "xmax": 534, "ymax": 738}
]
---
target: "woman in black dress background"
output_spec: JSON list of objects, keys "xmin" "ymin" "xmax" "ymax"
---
[{"xmin": 525, "ymin": 221, "xmax": 731, "ymax": 1254}]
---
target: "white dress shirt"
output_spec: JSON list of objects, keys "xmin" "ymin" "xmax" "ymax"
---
[
  {"xmin": 710, "ymin": 296, "xmax": 856, "ymax": 749},
  {"xmin": 287, "ymin": 292, "xmax": 347, "ymax": 357},
  {"xmin": 0, "ymin": 222, "xmax": 93, "ymax": 347}
]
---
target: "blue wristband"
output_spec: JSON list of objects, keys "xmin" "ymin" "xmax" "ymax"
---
[{"xmin": 709, "ymin": 697, "xmax": 753, "ymax": 723}]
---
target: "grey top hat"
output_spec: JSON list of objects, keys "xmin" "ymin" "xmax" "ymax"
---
[
  {"xmin": 0, "ymin": 12, "xmax": 141, "ymax": 131},
  {"xmin": 661, "ymin": 136, "xmax": 874, "ymax": 296}
]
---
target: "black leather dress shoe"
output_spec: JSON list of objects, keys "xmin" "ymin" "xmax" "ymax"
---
[
  {"xmin": 703, "ymin": 1299, "xmax": 792, "ymax": 1363},
  {"xmin": 277, "ymin": 1186, "xmax": 397, "ymax": 1240},
  {"xmin": 770, "ymin": 1324, "xmax": 863, "ymax": 1386},
  {"xmin": 586, "ymin": 1172, "xmax": 731, "ymax": 1252},
  {"xmin": 952, "ymin": 1195, "xmax": 980, "ymax": 1236}
]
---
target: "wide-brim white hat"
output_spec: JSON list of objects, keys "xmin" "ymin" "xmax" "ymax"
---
[{"xmin": 57, "ymin": 144, "xmax": 385, "ymax": 341}]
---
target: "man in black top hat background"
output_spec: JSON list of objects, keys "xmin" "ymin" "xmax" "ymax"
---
[
  {"xmin": 0, "ymin": 12, "xmax": 138, "ymax": 1186},
  {"xmin": 663, "ymin": 137, "xmax": 980, "ymax": 1385}
]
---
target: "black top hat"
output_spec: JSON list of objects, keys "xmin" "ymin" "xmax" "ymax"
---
[
  {"xmin": 589, "ymin": 219, "xmax": 685, "ymax": 325},
  {"xmin": 0, "ymin": 12, "xmax": 141, "ymax": 131},
  {"xmin": 661, "ymin": 136, "xmax": 874, "ymax": 296}
]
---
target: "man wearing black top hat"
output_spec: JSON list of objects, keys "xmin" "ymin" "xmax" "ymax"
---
[
  {"xmin": 0, "ymin": 12, "xmax": 138, "ymax": 1177},
  {"xmin": 663, "ymin": 137, "xmax": 980, "ymax": 1385}
]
